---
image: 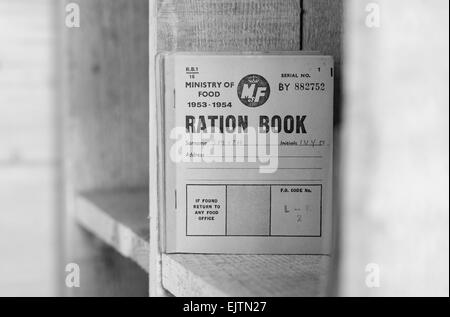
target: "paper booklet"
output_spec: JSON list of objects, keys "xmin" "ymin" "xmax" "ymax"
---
[{"xmin": 157, "ymin": 52, "xmax": 333, "ymax": 254}]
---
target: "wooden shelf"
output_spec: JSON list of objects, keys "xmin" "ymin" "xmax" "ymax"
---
[
  {"xmin": 68, "ymin": 226, "xmax": 149, "ymax": 297},
  {"xmin": 162, "ymin": 254, "xmax": 330, "ymax": 297},
  {"xmin": 74, "ymin": 188, "xmax": 330, "ymax": 296},
  {"xmin": 75, "ymin": 188, "xmax": 149, "ymax": 272}
]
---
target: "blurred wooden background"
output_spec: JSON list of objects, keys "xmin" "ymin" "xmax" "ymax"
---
[
  {"xmin": 0, "ymin": 0, "xmax": 57, "ymax": 296},
  {"xmin": 62, "ymin": 0, "xmax": 149, "ymax": 296}
]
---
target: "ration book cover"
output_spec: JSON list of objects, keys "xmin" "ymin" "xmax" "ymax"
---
[{"xmin": 158, "ymin": 53, "xmax": 333, "ymax": 254}]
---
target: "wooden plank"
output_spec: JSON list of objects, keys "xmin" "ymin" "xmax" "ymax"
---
[
  {"xmin": 65, "ymin": 0, "xmax": 149, "ymax": 191},
  {"xmin": 62, "ymin": 0, "xmax": 151, "ymax": 295},
  {"xmin": 339, "ymin": 0, "xmax": 449, "ymax": 296},
  {"xmin": 149, "ymin": 0, "xmax": 168, "ymax": 297},
  {"xmin": 150, "ymin": 0, "xmax": 303, "ymax": 296},
  {"xmin": 302, "ymin": 0, "xmax": 343, "ymax": 125},
  {"xmin": 75, "ymin": 188, "xmax": 149, "ymax": 271},
  {"xmin": 301, "ymin": 1, "xmax": 343, "ymax": 294},
  {"xmin": 162, "ymin": 254, "xmax": 330, "ymax": 297},
  {"xmin": 157, "ymin": 0, "xmax": 301, "ymax": 51},
  {"xmin": 302, "ymin": 0, "xmax": 343, "ymax": 62},
  {"xmin": 68, "ymin": 225, "xmax": 148, "ymax": 297}
]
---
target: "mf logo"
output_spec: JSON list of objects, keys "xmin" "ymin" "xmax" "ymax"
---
[{"xmin": 237, "ymin": 74, "xmax": 270, "ymax": 107}]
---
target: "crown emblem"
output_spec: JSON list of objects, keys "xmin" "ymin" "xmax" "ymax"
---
[{"xmin": 247, "ymin": 75, "xmax": 260, "ymax": 84}]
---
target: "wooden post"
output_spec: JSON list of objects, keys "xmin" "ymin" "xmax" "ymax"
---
[
  {"xmin": 150, "ymin": 0, "xmax": 303, "ymax": 296},
  {"xmin": 63, "ymin": 0, "xmax": 150, "ymax": 296}
]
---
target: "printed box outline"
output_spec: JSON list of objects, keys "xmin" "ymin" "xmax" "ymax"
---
[
  {"xmin": 186, "ymin": 184, "xmax": 323, "ymax": 237},
  {"xmin": 185, "ymin": 184, "xmax": 227, "ymax": 236}
]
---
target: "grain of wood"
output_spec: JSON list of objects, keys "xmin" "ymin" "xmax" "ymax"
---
[
  {"xmin": 157, "ymin": 0, "xmax": 301, "ymax": 51},
  {"xmin": 63, "ymin": 0, "xmax": 151, "ymax": 297},
  {"xmin": 65, "ymin": 0, "xmax": 149, "ymax": 191},
  {"xmin": 303, "ymin": 0, "xmax": 343, "ymax": 125},
  {"xmin": 162, "ymin": 254, "xmax": 330, "ymax": 297},
  {"xmin": 68, "ymin": 226, "xmax": 148, "ymax": 297},
  {"xmin": 149, "ymin": 0, "xmax": 163, "ymax": 296},
  {"xmin": 301, "ymin": 1, "xmax": 343, "ymax": 295},
  {"xmin": 75, "ymin": 189, "xmax": 149, "ymax": 271}
]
